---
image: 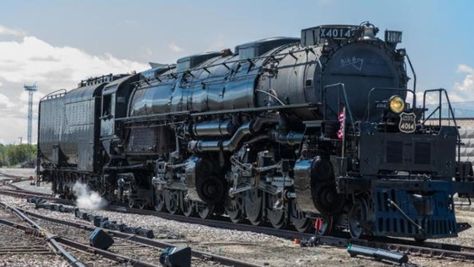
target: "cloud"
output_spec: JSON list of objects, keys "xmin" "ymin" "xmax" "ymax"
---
[
  {"xmin": 445, "ymin": 64, "xmax": 474, "ymax": 104},
  {"xmin": 0, "ymin": 24, "xmax": 148, "ymax": 144},
  {"xmin": 0, "ymin": 93, "xmax": 15, "ymax": 109},
  {"xmin": 0, "ymin": 25, "xmax": 24, "ymax": 37},
  {"xmin": 168, "ymin": 42, "xmax": 183, "ymax": 53}
]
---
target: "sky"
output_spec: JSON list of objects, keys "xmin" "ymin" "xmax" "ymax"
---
[{"xmin": 0, "ymin": 0, "xmax": 473, "ymax": 144}]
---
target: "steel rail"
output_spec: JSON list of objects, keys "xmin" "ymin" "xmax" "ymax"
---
[
  {"xmin": 0, "ymin": 171, "xmax": 32, "ymax": 184},
  {"xmin": 0, "ymin": 188, "xmax": 60, "ymax": 200},
  {"xmin": 0, "ymin": 202, "xmax": 86, "ymax": 267}
]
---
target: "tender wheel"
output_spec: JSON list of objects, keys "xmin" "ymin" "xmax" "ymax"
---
[
  {"xmin": 165, "ymin": 190, "xmax": 181, "ymax": 214},
  {"xmin": 225, "ymin": 195, "xmax": 245, "ymax": 223},
  {"xmin": 245, "ymin": 189, "xmax": 264, "ymax": 226},
  {"xmin": 290, "ymin": 200, "xmax": 313, "ymax": 232},
  {"xmin": 266, "ymin": 193, "xmax": 287, "ymax": 229},
  {"xmin": 348, "ymin": 198, "xmax": 369, "ymax": 239},
  {"xmin": 154, "ymin": 190, "xmax": 165, "ymax": 212}
]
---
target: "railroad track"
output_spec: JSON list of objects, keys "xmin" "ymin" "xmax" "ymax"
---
[
  {"xmin": 2, "ymin": 183, "xmax": 474, "ymax": 264},
  {"xmin": 0, "ymin": 201, "xmax": 87, "ymax": 267},
  {"xmin": 16, "ymin": 207, "xmax": 261, "ymax": 267},
  {"xmin": 0, "ymin": 171, "xmax": 32, "ymax": 185},
  {"xmin": 0, "ymin": 196, "xmax": 261, "ymax": 266}
]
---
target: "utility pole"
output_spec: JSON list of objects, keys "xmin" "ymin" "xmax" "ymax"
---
[{"xmin": 24, "ymin": 84, "xmax": 37, "ymax": 144}]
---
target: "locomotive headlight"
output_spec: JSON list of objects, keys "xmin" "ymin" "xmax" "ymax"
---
[{"xmin": 388, "ymin": 95, "xmax": 405, "ymax": 113}]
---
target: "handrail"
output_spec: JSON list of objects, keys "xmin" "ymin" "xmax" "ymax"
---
[
  {"xmin": 405, "ymin": 53, "xmax": 417, "ymax": 93},
  {"xmin": 322, "ymin": 83, "xmax": 355, "ymax": 131},
  {"xmin": 41, "ymin": 88, "xmax": 67, "ymax": 101},
  {"xmin": 422, "ymin": 88, "xmax": 461, "ymax": 163}
]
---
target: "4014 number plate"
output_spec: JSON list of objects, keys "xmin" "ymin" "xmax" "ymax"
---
[{"xmin": 319, "ymin": 27, "xmax": 353, "ymax": 39}]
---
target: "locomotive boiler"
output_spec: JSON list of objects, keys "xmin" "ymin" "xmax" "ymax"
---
[{"xmin": 38, "ymin": 22, "xmax": 474, "ymax": 240}]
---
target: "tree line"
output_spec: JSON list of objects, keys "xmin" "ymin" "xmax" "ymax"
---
[{"xmin": 0, "ymin": 144, "xmax": 36, "ymax": 167}]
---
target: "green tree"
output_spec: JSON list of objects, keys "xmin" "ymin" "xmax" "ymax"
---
[{"xmin": 0, "ymin": 144, "xmax": 36, "ymax": 167}]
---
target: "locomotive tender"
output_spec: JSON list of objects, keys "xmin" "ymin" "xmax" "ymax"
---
[{"xmin": 38, "ymin": 22, "xmax": 474, "ymax": 240}]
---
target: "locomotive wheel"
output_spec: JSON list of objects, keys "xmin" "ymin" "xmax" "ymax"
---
[
  {"xmin": 312, "ymin": 181, "xmax": 345, "ymax": 216},
  {"xmin": 196, "ymin": 176, "xmax": 226, "ymax": 204},
  {"xmin": 154, "ymin": 190, "xmax": 165, "ymax": 212},
  {"xmin": 196, "ymin": 202, "xmax": 214, "ymax": 219},
  {"xmin": 128, "ymin": 199, "xmax": 136, "ymax": 209},
  {"xmin": 245, "ymin": 189, "xmax": 264, "ymax": 226},
  {"xmin": 348, "ymin": 198, "xmax": 369, "ymax": 239},
  {"xmin": 165, "ymin": 190, "xmax": 181, "ymax": 215},
  {"xmin": 137, "ymin": 201, "xmax": 147, "ymax": 210},
  {"xmin": 182, "ymin": 197, "xmax": 195, "ymax": 217},
  {"xmin": 289, "ymin": 200, "xmax": 313, "ymax": 232},
  {"xmin": 266, "ymin": 194, "xmax": 287, "ymax": 229},
  {"xmin": 225, "ymin": 195, "xmax": 245, "ymax": 223}
]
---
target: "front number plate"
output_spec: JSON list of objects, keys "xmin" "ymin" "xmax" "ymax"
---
[{"xmin": 319, "ymin": 27, "xmax": 353, "ymax": 39}]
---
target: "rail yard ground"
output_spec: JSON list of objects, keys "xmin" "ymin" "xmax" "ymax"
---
[{"xmin": 1, "ymin": 168, "xmax": 474, "ymax": 267}]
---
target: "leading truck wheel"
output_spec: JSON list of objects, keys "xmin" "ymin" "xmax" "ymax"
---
[{"xmin": 348, "ymin": 198, "xmax": 369, "ymax": 239}]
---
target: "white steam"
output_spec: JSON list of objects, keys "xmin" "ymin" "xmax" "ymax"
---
[{"xmin": 72, "ymin": 182, "xmax": 107, "ymax": 210}]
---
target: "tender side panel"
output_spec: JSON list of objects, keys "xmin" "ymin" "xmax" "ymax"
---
[
  {"xmin": 38, "ymin": 95, "xmax": 65, "ymax": 164},
  {"xmin": 61, "ymin": 85, "xmax": 103, "ymax": 171}
]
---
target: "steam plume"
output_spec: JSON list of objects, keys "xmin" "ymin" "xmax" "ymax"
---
[{"xmin": 72, "ymin": 182, "xmax": 107, "ymax": 210}]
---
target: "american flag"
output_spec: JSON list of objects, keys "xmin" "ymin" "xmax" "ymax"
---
[{"xmin": 337, "ymin": 107, "xmax": 345, "ymax": 140}]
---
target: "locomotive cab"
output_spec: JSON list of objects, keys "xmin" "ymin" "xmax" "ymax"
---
[{"xmin": 99, "ymin": 74, "xmax": 138, "ymax": 156}]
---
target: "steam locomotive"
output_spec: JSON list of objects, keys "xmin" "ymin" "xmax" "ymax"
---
[{"xmin": 37, "ymin": 22, "xmax": 474, "ymax": 240}]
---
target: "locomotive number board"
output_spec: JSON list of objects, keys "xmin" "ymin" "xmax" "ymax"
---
[{"xmin": 319, "ymin": 27, "xmax": 354, "ymax": 39}]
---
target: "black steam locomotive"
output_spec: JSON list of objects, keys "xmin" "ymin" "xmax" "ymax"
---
[{"xmin": 38, "ymin": 22, "xmax": 474, "ymax": 240}]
